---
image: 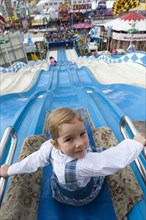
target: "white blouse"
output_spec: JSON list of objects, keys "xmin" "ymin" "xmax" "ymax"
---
[{"xmin": 8, "ymin": 139, "xmax": 143, "ymax": 187}]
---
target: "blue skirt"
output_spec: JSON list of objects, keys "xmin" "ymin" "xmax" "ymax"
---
[{"xmin": 51, "ymin": 174, "xmax": 105, "ymax": 206}]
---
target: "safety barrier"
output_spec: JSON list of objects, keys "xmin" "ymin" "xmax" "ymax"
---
[
  {"xmin": 0, "ymin": 126, "xmax": 17, "ymax": 204},
  {"xmin": 120, "ymin": 115, "xmax": 146, "ymax": 184}
]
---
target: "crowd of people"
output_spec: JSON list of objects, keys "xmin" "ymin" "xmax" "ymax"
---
[{"xmin": 44, "ymin": 26, "xmax": 76, "ymax": 43}]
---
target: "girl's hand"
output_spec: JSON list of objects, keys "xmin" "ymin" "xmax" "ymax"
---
[
  {"xmin": 134, "ymin": 133, "xmax": 146, "ymax": 146},
  {"xmin": 0, "ymin": 164, "xmax": 10, "ymax": 178}
]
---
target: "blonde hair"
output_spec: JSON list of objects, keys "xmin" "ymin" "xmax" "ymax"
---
[{"xmin": 48, "ymin": 108, "xmax": 83, "ymax": 140}]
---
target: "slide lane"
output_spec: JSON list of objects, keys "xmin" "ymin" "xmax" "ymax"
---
[
  {"xmin": 38, "ymin": 52, "xmax": 117, "ymax": 220},
  {"xmin": 1, "ymin": 67, "xmax": 58, "ymax": 162},
  {"xmin": 72, "ymin": 64, "xmax": 145, "ymax": 120}
]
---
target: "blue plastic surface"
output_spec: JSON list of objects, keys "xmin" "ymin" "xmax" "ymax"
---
[{"xmin": 0, "ymin": 50, "xmax": 145, "ymax": 220}]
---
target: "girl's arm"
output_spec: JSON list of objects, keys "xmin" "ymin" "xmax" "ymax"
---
[
  {"xmin": 0, "ymin": 140, "xmax": 52, "ymax": 178},
  {"xmin": 78, "ymin": 136, "xmax": 145, "ymax": 177}
]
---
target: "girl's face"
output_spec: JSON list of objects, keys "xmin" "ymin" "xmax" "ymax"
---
[{"xmin": 51, "ymin": 118, "xmax": 89, "ymax": 159}]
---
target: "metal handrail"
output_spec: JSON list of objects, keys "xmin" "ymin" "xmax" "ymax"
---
[
  {"xmin": 120, "ymin": 115, "xmax": 146, "ymax": 185},
  {"xmin": 0, "ymin": 126, "xmax": 17, "ymax": 203}
]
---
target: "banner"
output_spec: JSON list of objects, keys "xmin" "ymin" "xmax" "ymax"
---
[
  {"xmin": 112, "ymin": 32, "xmax": 146, "ymax": 41},
  {"xmin": 73, "ymin": 4, "xmax": 91, "ymax": 10},
  {"xmin": 89, "ymin": 27, "xmax": 101, "ymax": 38}
]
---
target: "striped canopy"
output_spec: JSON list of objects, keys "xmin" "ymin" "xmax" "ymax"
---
[{"xmin": 104, "ymin": 11, "xmax": 146, "ymax": 32}]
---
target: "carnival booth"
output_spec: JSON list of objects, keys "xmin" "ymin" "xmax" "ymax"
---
[
  {"xmin": 104, "ymin": 11, "xmax": 146, "ymax": 52},
  {"xmin": 58, "ymin": 4, "xmax": 70, "ymax": 24}
]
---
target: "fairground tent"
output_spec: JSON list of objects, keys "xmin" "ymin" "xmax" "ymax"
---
[
  {"xmin": 104, "ymin": 11, "xmax": 146, "ymax": 51},
  {"xmin": 104, "ymin": 11, "xmax": 146, "ymax": 32}
]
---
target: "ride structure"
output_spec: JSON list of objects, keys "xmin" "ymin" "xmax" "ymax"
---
[{"xmin": 0, "ymin": 50, "xmax": 145, "ymax": 220}]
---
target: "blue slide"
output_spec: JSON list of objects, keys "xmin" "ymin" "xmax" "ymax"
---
[{"xmin": 0, "ymin": 50, "xmax": 145, "ymax": 219}]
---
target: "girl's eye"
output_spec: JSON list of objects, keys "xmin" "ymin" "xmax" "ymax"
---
[
  {"xmin": 65, "ymin": 138, "xmax": 73, "ymax": 142},
  {"xmin": 81, "ymin": 131, "xmax": 87, "ymax": 136}
]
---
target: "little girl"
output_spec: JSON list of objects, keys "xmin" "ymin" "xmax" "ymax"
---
[
  {"xmin": 0, "ymin": 108, "xmax": 145, "ymax": 206},
  {"xmin": 49, "ymin": 56, "xmax": 57, "ymax": 66},
  {"xmin": 112, "ymin": 48, "xmax": 118, "ymax": 55}
]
